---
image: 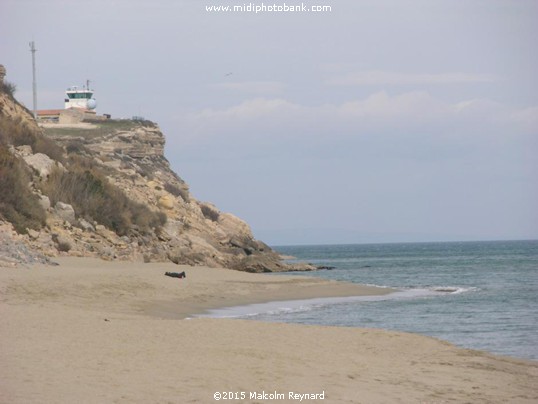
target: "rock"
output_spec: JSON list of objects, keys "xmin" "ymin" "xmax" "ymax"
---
[
  {"xmin": 15, "ymin": 145, "xmax": 33, "ymax": 156},
  {"xmin": 78, "ymin": 218, "xmax": 95, "ymax": 232},
  {"xmin": 99, "ymin": 246, "xmax": 117, "ymax": 260},
  {"xmin": 95, "ymin": 225, "xmax": 120, "ymax": 244},
  {"xmin": 120, "ymin": 168, "xmax": 137, "ymax": 176},
  {"xmin": 38, "ymin": 195, "xmax": 51, "ymax": 211},
  {"xmin": 0, "ymin": 221, "xmax": 56, "ymax": 267},
  {"xmin": 23, "ymin": 153, "xmax": 56, "ymax": 178},
  {"xmin": 158, "ymin": 195, "xmax": 174, "ymax": 210},
  {"xmin": 52, "ymin": 233, "xmax": 72, "ymax": 252},
  {"xmin": 163, "ymin": 219, "xmax": 182, "ymax": 238},
  {"xmin": 54, "ymin": 202, "xmax": 76, "ymax": 224},
  {"xmin": 32, "ymin": 232, "xmax": 56, "ymax": 256},
  {"xmin": 148, "ymin": 180, "xmax": 162, "ymax": 190},
  {"xmin": 288, "ymin": 263, "xmax": 318, "ymax": 271},
  {"xmin": 234, "ymin": 255, "xmax": 318, "ymax": 273},
  {"xmin": 234, "ymin": 255, "xmax": 286, "ymax": 273},
  {"xmin": 83, "ymin": 126, "xmax": 165, "ymax": 159},
  {"xmin": 103, "ymin": 160, "xmax": 121, "ymax": 169},
  {"xmin": 187, "ymin": 234, "xmax": 220, "ymax": 256},
  {"xmin": 229, "ymin": 236, "xmax": 253, "ymax": 251},
  {"xmin": 27, "ymin": 229, "xmax": 40, "ymax": 240},
  {"xmin": 218, "ymin": 213, "xmax": 253, "ymax": 239}
]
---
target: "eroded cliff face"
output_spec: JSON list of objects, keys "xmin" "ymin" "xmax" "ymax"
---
[{"xmin": 0, "ymin": 92, "xmax": 313, "ymax": 271}]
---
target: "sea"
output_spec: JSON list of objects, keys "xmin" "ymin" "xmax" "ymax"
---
[{"xmin": 204, "ymin": 240, "xmax": 538, "ymax": 361}]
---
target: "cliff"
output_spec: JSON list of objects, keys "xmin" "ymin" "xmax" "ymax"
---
[{"xmin": 0, "ymin": 90, "xmax": 313, "ymax": 272}]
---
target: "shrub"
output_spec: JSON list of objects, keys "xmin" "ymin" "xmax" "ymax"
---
[
  {"xmin": 57, "ymin": 241, "xmax": 71, "ymax": 252},
  {"xmin": 200, "ymin": 204, "xmax": 220, "ymax": 222},
  {"xmin": 0, "ymin": 81, "xmax": 17, "ymax": 96},
  {"xmin": 131, "ymin": 118, "xmax": 156, "ymax": 128},
  {"xmin": 136, "ymin": 164, "xmax": 154, "ymax": 179},
  {"xmin": 41, "ymin": 161, "xmax": 166, "ymax": 236},
  {"xmin": 0, "ymin": 144, "xmax": 45, "ymax": 233},
  {"xmin": 65, "ymin": 140, "xmax": 88, "ymax": 155},
  {"xmin": 164, "ymin": 181, "xmax": 190, "ymax": 202},
  {"xmin": 0, "ymin": 116, "xmax": 64, "ymax": 162},
  {"xmin": 33, "ymin": 135, "xmax": 64, "ymax": 162}
]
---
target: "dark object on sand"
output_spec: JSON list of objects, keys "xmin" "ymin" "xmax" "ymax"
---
[
  {"xmin": 317, "ymin": 266, "xmax": 335, "ymax": 270},
  {"xmin": 165, "ymin": 271, "xmax": 186, "ymax": 279}
]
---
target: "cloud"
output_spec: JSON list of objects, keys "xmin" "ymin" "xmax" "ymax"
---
[
  {"xmin": 166, "ymin": 91, "xmax": 538, "ymax": 175},
  {"xmin": 172, "ymin": 91, "xmax": 535, "ymax": 147},
  {"xmin": 336, "ymin": 91, "xmax": 447, "ymax": 123},
  {"xmin": 193, "ymin": 98, "xmax": 300, "ymax": 126},
  {"xmin": 326, "ymin": 71, "xmax": 498, "ymax": 86},
  {"xmin": 319, "ymin": 62, "xmax": 367, "ymax": 73},
  {"xmin": 510, "ymin": 106, "xmax": 538, "ymax": 133},
  {"xmin": 185, "ymin": 91, "xmax": 437, "ymax": 130},
  {"xmin": 212, "ymin": 81, "xmax": 285, "ymax": 95}
]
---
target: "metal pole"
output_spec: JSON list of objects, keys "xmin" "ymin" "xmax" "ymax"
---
[{"xmin": 29, "ymin": 41, "xmax": 37, "ymax": 119}]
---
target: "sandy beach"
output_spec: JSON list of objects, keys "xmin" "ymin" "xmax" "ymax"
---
[{"xmin": 1, "ymin": 257, "xmax": 537, "ymax": 403}]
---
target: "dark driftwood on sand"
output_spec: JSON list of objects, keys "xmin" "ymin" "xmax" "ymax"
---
[{"xmin": 165, "ymin": 271, "xmax": 186, "ymax": 279}]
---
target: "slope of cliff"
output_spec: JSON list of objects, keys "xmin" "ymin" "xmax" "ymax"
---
[{"xmin": 0, "ymin": 90, "xmax": 312, "ymax": 272}]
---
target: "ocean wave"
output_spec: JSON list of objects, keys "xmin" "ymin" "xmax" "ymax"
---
[
  {"xmin": 197, "ymin": 286, "xmax": 479, "ymax": 319},
  {"xmin": 430, "ymin": 286, "xmax": 480, "ymax": 294},
  {"xmin": 199, "ymin": 301, "xmax": 321, "ymax": 319}
]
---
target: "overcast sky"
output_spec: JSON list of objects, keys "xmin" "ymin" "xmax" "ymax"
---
[{"xmin": 2, "ymin": 0, "xmax": 537, "ymax": 245}]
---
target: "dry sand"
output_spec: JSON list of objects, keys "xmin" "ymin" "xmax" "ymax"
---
[{"xmin": 1, "ymin": 257, "xmax": 537, "ymax": 403}]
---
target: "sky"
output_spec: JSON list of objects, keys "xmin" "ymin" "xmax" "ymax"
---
[{"xmin": 1, "ymin": 0, "xmax": 537, "ymax": 245}]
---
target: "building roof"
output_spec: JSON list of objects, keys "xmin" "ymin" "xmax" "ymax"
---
[{"xmin": 37, "ymin": 109, "xmax": 63, "ymax": 116}]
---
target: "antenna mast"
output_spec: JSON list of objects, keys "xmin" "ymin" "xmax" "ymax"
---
[{"xmin": 29, "ymin": 41, "xmax": 37, "ymax": 119}]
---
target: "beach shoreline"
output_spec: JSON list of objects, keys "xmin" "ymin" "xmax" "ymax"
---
[
  {"xmin": 0, "ymin": 257, "xmax": 391, "ymax": 319},
  {"xmin": 1, "ymin": 257, "xmax": 537, "ymax": 403}
]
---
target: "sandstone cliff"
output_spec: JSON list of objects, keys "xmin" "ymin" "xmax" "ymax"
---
[{"xmin": 0, "ymin": 90, "xmax": 313, "ymax": 272}]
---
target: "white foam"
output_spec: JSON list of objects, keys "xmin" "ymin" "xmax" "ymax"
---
[
  {"xmin": 196, "ymin": 287, "xmax": 477, "ymax": 319},
  {"xmin": 430, "ymin": 286, "xmax": 479, "ymax": 294}
]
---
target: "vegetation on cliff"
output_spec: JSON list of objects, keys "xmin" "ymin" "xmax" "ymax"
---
[
  {"xmin": 41, "ymin": 157, "xmax": 166, "ymax": 236},
  {"xmin": 0, "ymin": 144, "xmax": 45, "ymax": 233},
  {"xmin": 0, "ymin": 80, "xmax": 17, "ymax": 98},
  {"xmin": 0, "ymin": 111, "xmax": 63, "ymax": 162},
  {"xmin": 0, "ymin": 90, "xmax": 48, "ymax": 233},
  {"xmin": 0, "ymin": 90, "xmax": 167, "ymax": 240}
]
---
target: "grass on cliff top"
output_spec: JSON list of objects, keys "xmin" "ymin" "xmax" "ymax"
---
[{"xmin": 43, "ymin": 119, "xmax": 156, "ymax": 140}]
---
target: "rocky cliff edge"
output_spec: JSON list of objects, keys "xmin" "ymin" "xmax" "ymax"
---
[{"xmin": 0, "ymin": 91, "xmax": 314, "ymax": 272}]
